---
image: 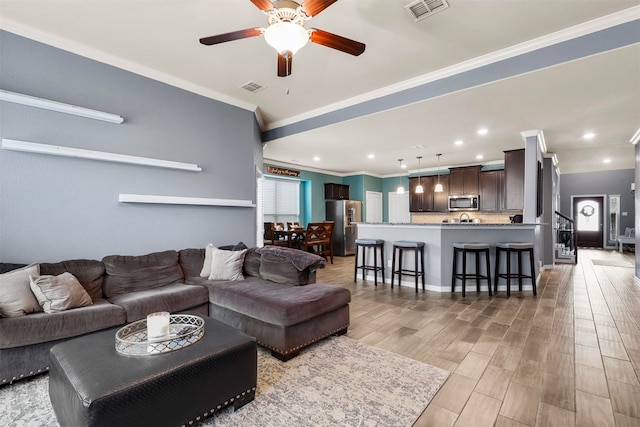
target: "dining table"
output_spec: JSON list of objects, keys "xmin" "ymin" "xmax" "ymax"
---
[{"xmin": 274, "ymin": 228, "xmax": 306, "ymax": 249}]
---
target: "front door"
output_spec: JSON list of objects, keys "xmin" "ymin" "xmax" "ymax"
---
[{"xmin": 573, "ymin": 196, "xmax": 604, "ymax": 247}]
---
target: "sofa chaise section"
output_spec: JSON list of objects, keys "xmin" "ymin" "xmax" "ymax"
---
[
  {"xmin": 181, "ymin": 246, "xmax": 351, "ymax": 360},
  {"xmin": 204, "ymin": 278, "xmax": 350, "ymax": 360}
]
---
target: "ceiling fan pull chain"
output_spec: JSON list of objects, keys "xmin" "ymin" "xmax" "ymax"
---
[{"xmin": 286, "ymin": 55, "xmax": 291, "ymax": 95}]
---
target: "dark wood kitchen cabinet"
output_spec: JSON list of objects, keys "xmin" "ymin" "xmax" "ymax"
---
[
  {"xmin": 324, "ymin": 183, "xmax": 350, "ymax": 200},
  {"xmin": 409, "ymin": 176, "xmax": 434, "ymax": 212},
  {"xmin": 479, "ymin": 169, "xmax": 505, "ymax": 211},
  {"xmin": 433, "ymin": 175, "xmax": 449, "ymax": 212},
  {"xmin": 504, "ymin": 149, "xmax": 525, "ymax": 210},
  {"xmin": 409, "ymin": 175, "xmax": 449, "ymax": 212},
  {"xmin": 448, "ymin": 166, "xmax": 481, "ymax": 195}
]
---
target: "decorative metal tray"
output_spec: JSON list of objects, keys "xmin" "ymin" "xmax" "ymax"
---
[{"xmin": 115, "ymin": 314, "xmax": 205, "ymax": 356}]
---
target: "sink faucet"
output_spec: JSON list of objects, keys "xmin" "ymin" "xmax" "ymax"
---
[{"xmin": 459, "ymin": 212, "xmax": 471, "ymax": 223}]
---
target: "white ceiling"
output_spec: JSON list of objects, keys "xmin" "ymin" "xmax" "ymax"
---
[{"xmin": 1, "ymin": 0, "xmax": 639, "ymax": 176}]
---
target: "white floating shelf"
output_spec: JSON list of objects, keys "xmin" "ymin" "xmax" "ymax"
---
[
  {"xmin": 119, "ymin": 194, "xmax": 255, "ymax": 207},
  {"xmin": 0, "ymin": 89, "xmax": 124, "ymax": 124},
  {"xmin": 2, "ymin": 139, "xmax": 201, "ymax": 172}
]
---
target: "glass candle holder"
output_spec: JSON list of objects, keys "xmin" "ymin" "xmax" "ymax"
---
[{"xmin": 147, "ymin": 311, "xmax": 170, "ymax": 340}]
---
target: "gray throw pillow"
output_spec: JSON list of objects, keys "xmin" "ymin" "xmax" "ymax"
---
[
  {"xmin": 0, "ymin": 264, "xmax": 42, "ymax": 317},
  {"xmin": 200, "ymin": 242, "xmax": 248, "ymax": 277},
  {"xmin": 208, "ymin": 247, "xmax": 247, "ymax": 281},
  {"xmin": 29, "ymin": 272, "xmax": 93, "ymax": 313}
]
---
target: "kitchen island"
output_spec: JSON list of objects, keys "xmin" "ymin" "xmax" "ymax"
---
[{"xmin": 356, "ymin": 223, "xmax": 539, "ymax": 293}]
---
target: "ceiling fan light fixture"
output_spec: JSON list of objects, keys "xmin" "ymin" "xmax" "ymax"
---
[{"xmin": 264, "ymin": 22, "xmax": 309, "ymax": 55}]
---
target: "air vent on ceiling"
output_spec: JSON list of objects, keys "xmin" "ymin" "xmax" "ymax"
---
[
  {"xmin": 405, "ymin": 0, "xmax": 449, "ymax": 22},
  {"xmin": 240, "ymin": 81, "xmax": 266, "ymax": 94}
]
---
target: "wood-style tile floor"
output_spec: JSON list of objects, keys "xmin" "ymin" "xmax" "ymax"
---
[{"xmin": 315, "ymin": 248, "xmax": 640, "ymax": 427}]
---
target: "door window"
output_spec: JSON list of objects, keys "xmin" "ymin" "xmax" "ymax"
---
[{"xmin": 576, "ymin": 200, "xmax": 599, "ymax": 231}]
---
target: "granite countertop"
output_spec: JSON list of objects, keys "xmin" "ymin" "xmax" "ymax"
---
[{"xmin": 356, "ymin": 222, "xmax": 542, "ymax": 226}]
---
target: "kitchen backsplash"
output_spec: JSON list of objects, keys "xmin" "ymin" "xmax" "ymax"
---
[{"xmin": 411, "ymin": 212, "xmax": 520, "ymax": 224}]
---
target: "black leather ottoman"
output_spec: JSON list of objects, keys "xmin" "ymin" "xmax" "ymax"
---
[{"xmin": 49, "ymin": 317, "xmax": 257, "ymax": 427}]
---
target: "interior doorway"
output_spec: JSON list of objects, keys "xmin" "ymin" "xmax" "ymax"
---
[
  {"xmin": 388, "ymin": 192, "xmax": 410, "ymax": 223},
  {"xmin": 365, "ymin": 191, "xmax": 383, "ymax": 223},
  {"xmin": 573, "ymin": 196, "xmax": 604, "ymax": 248}
]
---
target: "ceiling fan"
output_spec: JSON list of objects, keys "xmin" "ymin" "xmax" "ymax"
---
[{"xmin": 199, "ymin": 0, "xmax": 366, "ymax": 77}]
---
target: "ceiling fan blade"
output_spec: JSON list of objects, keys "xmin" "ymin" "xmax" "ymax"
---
[
  {"xmin": 309, "ymin": 29, "xmax": 365, "ymax": 56},
  {"xmin": 277, "ymin": 53, "xmax": 293, "ymax": 77},
  {"xmin": 301, "ymin": 0, "xmax": 338, "ymax": 17},
  {"xmin": 199, "ymin": 28, "xmax": 262, "ymax": 45},
  {"xmin": 250, "ymin": 0, "xmax": 274, "ymax": 12}
]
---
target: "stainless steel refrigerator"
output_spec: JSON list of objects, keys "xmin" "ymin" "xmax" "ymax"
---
[{"xmin": 325, "ymin": 200, "xmax": 362, "ymax": 256}]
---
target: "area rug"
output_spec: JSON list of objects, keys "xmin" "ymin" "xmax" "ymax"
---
[
  {"xmin": 0, "ymin": 335, "xmax": 448, "ymax": 427},
  {"xmin": 591, "ymin": 259, "xmax": 634, "ymax": 268}
]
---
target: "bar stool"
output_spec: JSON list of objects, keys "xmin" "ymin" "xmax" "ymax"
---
[
  {"xmin": 391, "ymin": 241, "xmax": 425, "ymax": 293},
  {"xmin": 451, "ymin": 243, "xmax": 492, "ymax": 297},
  {"xmin": 494, "ymin": 242, "xmax": 536, "ymax": 297},
  {"xmin": 354, "ymin": 239, "xmax": 385, "ymax": 286}
]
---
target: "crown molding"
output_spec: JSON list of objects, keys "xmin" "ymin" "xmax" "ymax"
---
[
  {"xmin": 265, "ymin": 6, "xmax": 640, "ymax": 131},
  {"xmin": 0, "ymin": 19, "xmax": 261, "ymax": 117}
]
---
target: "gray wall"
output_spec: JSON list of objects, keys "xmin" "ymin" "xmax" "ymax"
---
[
  {"xmin": 559, "ymin": 168, "xmax": 635, "ymax": 247},
  {"xmin": 636, "ymin": 144, "xmax": 639, "ymax": 279},
  {"xmin": 541, "ymin": 157, "xmax": 558, "ymax": 267},
  {"xmin": 0, "ymin": 31, "xmax": 262, "ymax": 263}
]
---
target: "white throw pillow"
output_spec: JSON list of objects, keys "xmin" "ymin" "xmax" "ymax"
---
[
  {"xmin": 208, "ymin": 247, "xmax": 247, "ymax": 281},
  {"xmin": 0, "ymin": 264, "xmax": 42, "ymax": 317},
  {"xmin": 200, "ymin": 243, "xmax": 215, "ymax": 278},
  {"xmin": 30, "ymin": 272, "xmax": 93, "ymax": 313}
]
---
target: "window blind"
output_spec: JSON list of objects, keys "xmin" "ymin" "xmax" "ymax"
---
[{"xmin": 263, "ymin": 177, "xmax": 300, "ymax": 223}]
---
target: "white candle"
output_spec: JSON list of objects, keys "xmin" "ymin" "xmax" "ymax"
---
[{"xmin": 147, "ymin": 311, "xmax": 170, "ymax": 339}]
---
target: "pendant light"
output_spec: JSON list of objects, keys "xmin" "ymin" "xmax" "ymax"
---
[
  {"xmin": 415, "ymin": 156, "xmax": 424, "ymax": 194},
  {"xmin": 434, "ymin": 153, "xmax": 444, "ymax": 193},
  {"xmin": 396, "ymin": 159, "xmax": 405, "ymax": 194}
]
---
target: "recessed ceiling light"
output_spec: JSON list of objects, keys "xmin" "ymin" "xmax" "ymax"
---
[
  {"xmin": 477, "ymin": 128, "xmax": 488, "ymax": 136},
  {"xmin": 367, "ymin": 153, "xmax": 375, "ymax": 159},
  {"xmin": 401, "ymin": 164, "xmax": 407, "ymax": 169},
  {"xmin": 454, "ymin": 140, "xmax": 464, "ymax": 146},
  {"xmin": 313, "ymin": 156, "xmax": 320, "ymax": 161},
  {"xmin": 583, "ymin": 132, "xmax": 596, "ymax": 140},
  {"xmin": 603, "ymin": 158, "xmax": 612, "ymax": 164},
  {"xmin": 476, "ymin": 154, "xmax": 484, "ymax": 160}
]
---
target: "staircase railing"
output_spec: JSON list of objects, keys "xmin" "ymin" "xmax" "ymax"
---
[{"xmin": 555, "ymin": 210, "xmax": 577, "ymax": 264}]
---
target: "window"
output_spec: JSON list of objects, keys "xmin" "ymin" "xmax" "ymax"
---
[
  {"xmin": 263, "ymin": 177, "xmax": 300, "ymax": 224},
  {"xmin": 576, "ymin": 200, "xmax": 599, "ymax": 232}
]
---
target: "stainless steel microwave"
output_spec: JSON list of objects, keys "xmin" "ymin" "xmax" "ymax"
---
[{"xmin": 448, "ymin": 195, "xmax": 479, "ymax": 211}]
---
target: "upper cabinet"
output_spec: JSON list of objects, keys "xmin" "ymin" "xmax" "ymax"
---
[
  {"xmin": 409, "ymin": 175, "xmax": 449, "ymax": 212},
  {"xmin": 409, "ymin": 176, "xmax": 433, "ymax": 212},
  {"xmin": 448, "ymin": 166, "xmax": 481, "ymax": 195},
  {"xmin": 479, "ymin": 169, "xmax": 505, "ymax": 211},
  {"xmin": 324, "ymin": 183, "xmax": 350, "ymax": 200},
  {"xmin": 433, "ymin": 175, "xmax": 449, "ymax": 212},
  {"xmin": 404, "ymin": 151, "xmax": 525, "ymax": 213},
  {"xmin": 504, "ymin": 149, "xmax": 525, "ymax": 210}
]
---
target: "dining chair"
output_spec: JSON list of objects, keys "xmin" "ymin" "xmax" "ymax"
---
[
  {"xmin": 264, "ymin": 222, "xmax": 288, "ymax": 247},
  {"xmin": 302, "ymin": 222, "xmax": 334, "ymax": 263},
  {"xmin": 287, "ymin": 221, "xmax": 302, "ymax": 230}
]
